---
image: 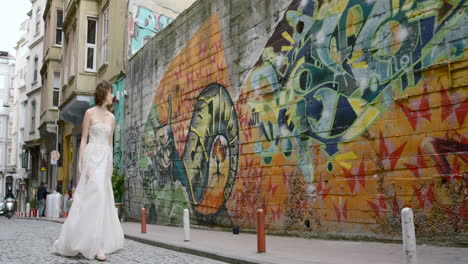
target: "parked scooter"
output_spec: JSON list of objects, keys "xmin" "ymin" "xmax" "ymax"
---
[{"xmin": 5, "ymin": 197, "xmax": 15, "ymax": 219}]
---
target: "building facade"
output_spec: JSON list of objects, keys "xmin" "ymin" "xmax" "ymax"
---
[
  {"xmin": 26, "ymin": 0, "xmax": 46, "ymax": 189},
  {"xmin": 12, "ymin": 34, "xmax": 29, "ymax": 212},
  {"xmin": 59, "ymin": 0, "xmax": 125, "ymax": 191},
  {"xmin": 12, "ymin": 20, "xmax": 31, "ymax": 212},
  {"xmin": 0, "ymin": 52, "xmax": 16, "ymax": 199},
  {"xmin": 58, "ymin": 0, "xmax": 193, "ymax": 194},
  {"xmin": 11, "ymin": 0, "xmax": 48, "ymax": 213},
  {"xmin": 40, "ymin": 0, "xmax": 63, "ymax": 194}
]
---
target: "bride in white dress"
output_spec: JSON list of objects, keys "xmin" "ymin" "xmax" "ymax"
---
[{"xmin": 52, "ymin": 81, "xmax": 124, "ymax": 261}]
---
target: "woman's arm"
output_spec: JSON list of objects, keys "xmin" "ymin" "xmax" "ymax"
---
[{"xmin": 78, "ymin": 109, "xmax": 92, "ymax": 180}]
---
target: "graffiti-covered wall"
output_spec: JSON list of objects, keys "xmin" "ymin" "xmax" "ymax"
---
[
  {"xmin": 125, "ymin": 0, "xmax": 468, "ymax": 241},
  {"xmin": 127, "ymin": 0, "xmax": 196, "ymax": 57}
]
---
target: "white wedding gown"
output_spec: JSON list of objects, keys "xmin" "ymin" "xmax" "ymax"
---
[{"xmin": 52, "ymin": 122, "xmax": 124, "ymax": 259}]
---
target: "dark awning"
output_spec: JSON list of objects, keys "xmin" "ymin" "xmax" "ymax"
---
[{"xmin": 60, "ymin": 95, "xmax": 93, "ymax": 125}]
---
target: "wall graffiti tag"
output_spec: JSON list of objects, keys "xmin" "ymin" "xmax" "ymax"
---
[{"xmin": 129, "ymin": 6, "xmax": 174, "ymax": 56}]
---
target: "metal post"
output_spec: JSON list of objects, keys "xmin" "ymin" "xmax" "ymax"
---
[
  {"xmin": 141, "ymin": 208, "xmax": 146, "ymax": 233},
  {"xmin": 183, "ymin": 208, "xmax": 190, "ymax": 241},
  {"xmin": 257, "ymin": 209, "xmax": 266, "ymax": 253},
  {"xmin": 402, "ymin": 207, "xmax": 417, "ymax": 264}
]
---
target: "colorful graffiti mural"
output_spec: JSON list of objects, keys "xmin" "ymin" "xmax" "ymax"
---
[
  {"xmin": 231, "ymin": 0, "xmax": 467, "ymax": 235},
  {"xmin": 138, "ymin": 14, "xmax": 239, "ymax": 224},
  {"xmin": 132, "ymin": 0, "xmax": 467, "ymax": 238},
  {"xmin": 128, "ymin": 6, "xmax": 174, "ymax": 56},
  {"xmin": 113, "ymin": 78, "xmax": 126, "ymax": 170}
]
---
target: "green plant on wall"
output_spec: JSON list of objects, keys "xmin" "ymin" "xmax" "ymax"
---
[{"xmin": 112, "ymin": 165, "xmax": 125, "ymax": 203}]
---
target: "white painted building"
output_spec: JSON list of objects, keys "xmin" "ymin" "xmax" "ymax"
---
[
  {"xmin": 11, "ymin": 0, "xmax": 46, "ymax": 210},
  {"xmin": 11, "ymin": 27, "xmax": 30, "ymax": 212},
  {"xmin": 13, "ymin": 32, "xmax": 29, "ymax": 183},
  {"xmin": 0, "ymin": 51, "xmax": 16, "ymax": 199}
]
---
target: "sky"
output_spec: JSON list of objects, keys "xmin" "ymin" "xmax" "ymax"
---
[{"xmin": 0, "ymin": 0, "xmax": 31, "ymax": 56}]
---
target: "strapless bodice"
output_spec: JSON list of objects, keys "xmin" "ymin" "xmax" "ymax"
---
[{"xmin": 88, "ymin": 122, "xmax": 112, "ymax": 147}]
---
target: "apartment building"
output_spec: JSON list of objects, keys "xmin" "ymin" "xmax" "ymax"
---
[
  {"xmin": 40, "ymin": 0, "xmax": 63, "ymax": 193},
  {"xmin": 0, "ymin": 52, "xmax": 16, "ymax": 199}
]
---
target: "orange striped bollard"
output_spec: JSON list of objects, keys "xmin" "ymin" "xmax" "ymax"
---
[
  {"xmin": 141, "ymin": 208, "xmax": 147, "ymax": 233},
  {"xmin": 257, "ymin": 209, "xmax": 266, "ymax": 253}
]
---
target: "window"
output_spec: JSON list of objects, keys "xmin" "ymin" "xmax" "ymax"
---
[
  {"xmin": 101, "ymin": 6, "xmax": 109, "ymax": 65},
  {"xmin": 53, "ymin": 71, "xmax": 60, "ymax": 107},
  {"xmin": 64, "ymin": 34, "xmax": 69, "ymax": 80},
  {"xmin": 71, "ymin": 26, "xmax": 76, "ymax": 75},
  {"xmin": 86, "ymin": 18, "xmax": 97, "ymax": 71},
  {"xmin": 22, "ymin": 148, "xmax": 28, "ymax": 169},
  {"xmin": 33, "ymin": 57, "xmax": 38, "ymax": 82},
  {"xmin": 31, "ymin": 101, "xmax": 36, "ymax": 133},
  {"xmin": 35, "ymin": 9, "xmax": 41, "ymax": 34},
  {"xmin": 8, "ymin": 147, "xmax": 12, "ymax": 164},
  {"xmin": 44, "ymin": 15, "xmax": 49, "ymax": 50},
  {"xmin": 64, "ymin": 26, "xmax": 76, "ymax": 81},
  {"xmin": 56, "ymin": 10, "xmax": 63, "ymax": 45}
]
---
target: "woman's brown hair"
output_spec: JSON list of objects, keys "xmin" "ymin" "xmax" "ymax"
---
[{"xmin": 94, "ymin": 80, "xmax": 114, "ymax": 108}]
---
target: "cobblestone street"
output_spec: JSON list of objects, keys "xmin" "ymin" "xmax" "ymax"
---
[{"xmin": 0, "ymin": 217, "xmax": 225, "ymax": 264}]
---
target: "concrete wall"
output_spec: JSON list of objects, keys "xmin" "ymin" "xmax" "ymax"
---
[{"xmin": 124, "ymin": 0, "xmax": 468, "ymax": 241}]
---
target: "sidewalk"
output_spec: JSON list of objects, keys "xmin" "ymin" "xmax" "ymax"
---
[{"xmin": 28, "ymin": 217, "xmax": 468, "ymax": 264}]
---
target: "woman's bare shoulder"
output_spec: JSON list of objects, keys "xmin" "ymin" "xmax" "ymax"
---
[
  {"xmin": 85, "ymin": 107, "xmax": 96, "ymax": 114},
  {"xmin": 107, "ymin": 111, "xmax": 115, "ymax": 120},
  {"xmin": 84, "ymin": 107, "xmax": 95, "ymax": 119}
]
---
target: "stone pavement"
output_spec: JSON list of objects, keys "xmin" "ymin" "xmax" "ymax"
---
[
  {"xmin": 0, "ymin": 217, "xmax": 225, "ymax": 264},
  {"xmin": 15, "ymin": 216, "xmax": 468, "ymax": 264}
]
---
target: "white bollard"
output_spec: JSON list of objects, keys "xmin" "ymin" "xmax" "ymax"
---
[
  {"xmin": 183, "ymin": 209, "xmax": 190, "ymax": 242},
  {"xmin": 401, "ymin": 207, "xmax": 417, "ymax": 264},
  {"xmin": 26, "ymin": 203, "xmax": 30, "ymax": 217}
]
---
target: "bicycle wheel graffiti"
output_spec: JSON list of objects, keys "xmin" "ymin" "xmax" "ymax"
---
[
  {"xmin": 141, "ymin": 83, "xmax": 239, "ymax": 218},
  {"xmin": 138, "ymin": 14, "xmax": 239, "ymax": 221}
]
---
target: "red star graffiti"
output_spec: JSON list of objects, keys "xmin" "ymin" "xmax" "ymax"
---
[
  {"xmin": 199, "ymin": 42, "xmax": 207, "ymax": 58},
  {"xmin": 379, "ymin": 131, "xmax": 407, "ymax": 170},
  {"xmin": 316, "ymin": 175, "xmax": 331, "ymax": 200},
  {"xmin": 422, "ymin": 134, "xmax": 467, "ymax": 186},
  {"xmin": 187, "ymin": 71, "xmax": 194, "ymax": 89},
  {"xmin": 412, "ymin": 183, "xmax": 435, "ymax": 208},
  {"xmin": 397, "ymin": 84, "xmax": 431, "ymax": 130},
  {"xmin": 175, "ymin": 65, "xmax": 182, "ymax": 80},
  {"xmin": 390, "ymin": 193, "xmax": 405, "ymax": 217},
  {"xmin": 333, "ymin": 198, "xmax": 348, "ymax": 222},
  {"xmin": 282, "ymin": 168, "xmax": 294, "ymax": 189},
  {"xmin": 367, "ymin": 195, "xmax": 387, "ymax": 217},
  {"xmin": 342, "ymin": 156, "xmax": 367, "ymax": 194},
  {"xmin": 271, "ymin": 205, "xmax": 282, "ymax": 223},
  {"xmin": 268, "ymin": 176, "xmax": 279, "ymax": 197},
  {"xmin": 403, "ymin": 147, "xmax": 428, "ymax": 178},
  {"xmin": 440, "ymin": 84, "xmax": 468, "ymax": 128}
]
